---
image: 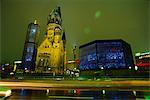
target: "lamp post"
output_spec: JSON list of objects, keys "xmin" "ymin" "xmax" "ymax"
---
[{"xmin": 73, "ymin": 46, "xmax": 77, "ymax": 69}]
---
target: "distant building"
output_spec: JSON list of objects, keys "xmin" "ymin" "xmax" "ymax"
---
[
  {"xmin": 36, "ymin": 7, "xmax": 66, "ymax": 75},
  {"xmin": 65, "ymin": 60, "xmax": 80, "ymax": 77},
  {"xmin": 22, "ymin": 20, "xmax": 40, "ymax": 72},
  {"xmin": 135, "ymin": 51, "xmax": 150, "ymax": 77},
  {"xmin": 79, "ymin": 39, "xmax": 134, "ymax": 78},
  {"xmin": 135, "ymin": 51, "xmax": 150, "ymax": 68},
  {"xmin": 13, "ymin": 61, "xmax": 22, "ymax": 72},
  {"xmin": 65, "ymin": 60, "xmax": 79, "ymax": 71}
]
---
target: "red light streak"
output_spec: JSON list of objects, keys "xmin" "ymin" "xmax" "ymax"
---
[{"xmin": 136, "ymin": 63, "xmax": 150, "ymax": 67}]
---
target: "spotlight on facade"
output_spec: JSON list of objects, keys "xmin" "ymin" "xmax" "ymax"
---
[
  {"xmin": 102, "ymin": 90, "xmax": 105, "ymax": 95},
  {"xmin": 48, "ymin": 68, "xmax": 51, "ymax": 70},
  {"xmin": 135, "ymin": 66, "xmax": 138, "ymax": 70}
]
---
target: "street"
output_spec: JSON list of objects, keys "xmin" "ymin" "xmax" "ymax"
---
[{"xmin": 0, "ymin": 79, "xmax": 149, "ymax": 91}]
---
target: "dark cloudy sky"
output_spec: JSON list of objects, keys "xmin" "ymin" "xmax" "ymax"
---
[{"xmin": 0, "ymin": 0, "xmax": 150, "ymax": 63}]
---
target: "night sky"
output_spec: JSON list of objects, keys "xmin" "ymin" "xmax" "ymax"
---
[{"xmin": 0, "ymin": 0, "xmax": 150, "ymax": 63}]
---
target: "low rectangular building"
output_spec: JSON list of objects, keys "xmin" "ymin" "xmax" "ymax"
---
[{"xmin": 79, "ymin": 39, "xmax": 134, "ymax": 78}]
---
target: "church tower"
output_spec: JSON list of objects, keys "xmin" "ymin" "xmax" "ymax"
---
[
  {"xmin": 36, "ymin": 7, "xmax": 66, "ymax": 75},
  {"xmin": 22, "ymin": 20, "xmax": 39, "ymax": 72}
]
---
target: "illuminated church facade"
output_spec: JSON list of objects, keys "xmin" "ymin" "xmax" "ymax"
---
[{"xmin": 35, "ymin": 7, "xmax": 66, "ymax": 75}]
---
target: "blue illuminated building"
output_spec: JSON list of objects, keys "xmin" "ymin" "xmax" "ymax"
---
[
  {"xmin": 22, "ymin": 20, "xmax": 39, "ymax": 71},
  {"xmin": 79, "ymin": 39, "xmax": 134, "ymax": 77}
]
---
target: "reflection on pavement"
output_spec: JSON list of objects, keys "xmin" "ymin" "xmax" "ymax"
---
[{"xmin": 7, "ymin": 89, "xmax": 150, "ymax": 100}]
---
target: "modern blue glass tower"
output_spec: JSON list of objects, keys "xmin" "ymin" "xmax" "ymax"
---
[{"xmin": 22, "ymin": 20, "xmax": 39, "ymax": 72}]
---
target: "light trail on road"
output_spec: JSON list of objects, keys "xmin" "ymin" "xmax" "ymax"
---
[{"xmin": 0, "ymin": 80, "xmax": 149, "ymax": 91}]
